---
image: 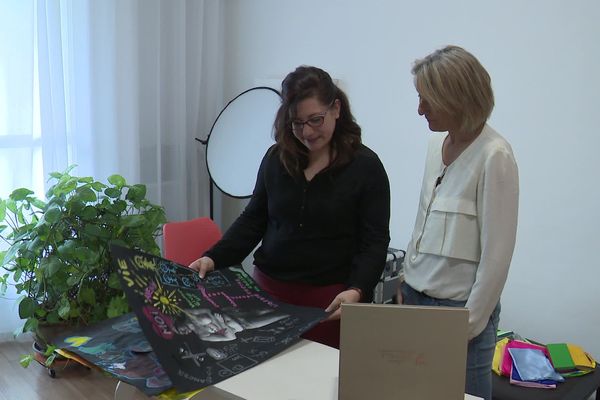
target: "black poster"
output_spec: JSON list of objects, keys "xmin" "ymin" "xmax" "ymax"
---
[
  {"xmin": 110, "ymin": 245, "xmax": 328, "ymax": 393},
  {"xmin": 54, "ymin": 313, "xmax": 172, "ymax": 396}
]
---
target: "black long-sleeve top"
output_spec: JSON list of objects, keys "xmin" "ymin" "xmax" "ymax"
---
[{"xmin": 204, "ymin": 143, "xmax": 391, "ymax": 299}]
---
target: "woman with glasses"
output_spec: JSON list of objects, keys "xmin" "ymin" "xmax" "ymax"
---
[
  {"xmin": 189, "ymin": 65, "xmax": 390, "ymax": 348},
  {"xmin": 398, "ymin": 46, "xmax": 519, "ymax": 400}
]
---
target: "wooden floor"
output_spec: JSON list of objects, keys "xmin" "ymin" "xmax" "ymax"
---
[{"xmin": 0, "ymin": 338, "xmax": 148, "ymax": 400}]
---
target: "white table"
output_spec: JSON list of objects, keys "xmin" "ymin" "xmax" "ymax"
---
[{"xmin": 115, "ymin": 339, "xmax": 482, "ymax": 400}]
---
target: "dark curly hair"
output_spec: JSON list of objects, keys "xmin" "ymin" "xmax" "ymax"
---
[{"xmin": 273, "ymin": 66, "xmax": 361, "ymax": 177}]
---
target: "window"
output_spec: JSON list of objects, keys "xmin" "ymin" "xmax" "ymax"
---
[{"xmin": 0, "ymin": 1, "xmax": 44, "ymax": 198}]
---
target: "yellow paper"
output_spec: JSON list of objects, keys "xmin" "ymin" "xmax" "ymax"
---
[
  {"xmin": 567, "ymin": 343, "xmax": 596, "ymax": 371},
  {"xmin": 156, "ymin": 387, "xmax": 204, "ymax": 400},
  {"xmin": 492, "ymin": 337, "xmax": 510, "ymax": 375}
]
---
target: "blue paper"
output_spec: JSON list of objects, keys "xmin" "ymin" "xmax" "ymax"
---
[
  {"xmin": 508, "ymin": 348, "xmax": 564, "ymax": 382},
  {"xmin": 511, "ymin": 361, "xmax": 559, "ymax": 386}
]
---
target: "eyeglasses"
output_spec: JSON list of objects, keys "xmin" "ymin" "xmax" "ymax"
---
[{"xmin": 291, "ymin": 102, "xmax": 334, "ymax": 135}]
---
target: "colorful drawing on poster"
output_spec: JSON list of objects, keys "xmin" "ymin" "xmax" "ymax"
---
[
  {"xmin": 54, "ymin": 313, "xmax": 172, "ymax": 396},
  {"xmin": 110, "ymin": 244, "xmax": 328, "ymax": 393}
]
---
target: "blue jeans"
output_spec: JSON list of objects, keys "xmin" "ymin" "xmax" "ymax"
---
[{"xmin": 400, "ymin": 282, "xmax": 500, "ymax": 400}]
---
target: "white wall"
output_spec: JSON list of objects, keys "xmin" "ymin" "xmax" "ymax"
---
[{"xmin": 218, "ymin": 0, "xmax": 600, "ymax": 357}]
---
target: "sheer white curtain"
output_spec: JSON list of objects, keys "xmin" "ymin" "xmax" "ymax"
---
[
  {"xmin": 84, "ymin": 0, "xmax": 224, "ymax": 221},
  {"xmin": 0, "ymin": 0, "xmax": 223, "ymax": 335}
]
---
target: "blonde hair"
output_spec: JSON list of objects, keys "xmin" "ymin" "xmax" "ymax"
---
[{"xmin": 412, "ymin": 45, "xmax": 494, "ymax": 133}]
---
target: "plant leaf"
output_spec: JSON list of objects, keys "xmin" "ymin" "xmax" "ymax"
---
[
  {"xmin": 57, "ymin": 240, "xmax": 77, "ymax": 257},
  {"xmin": 82, "ymin": 224, "xmax": 111, "ymax": 239},
  {"xmin": 113, "ymin": 200, "xmax": 127, "ymax": 214},
  {"xmin": 3, "ymin": 243, "xmax": 23, "ymax": 266},
  {"xmin": 44, "ymin": 344, "xmax": 57, "ymax": 357},
  {"xmin": 71, "ymin": 246, "xmax": 90, "ymax": 263},
  {"xmin": 79, "ymin": 287, "xmax": 96, "ymax": 305},
  {"xmin": 18, "ymin": 297, "xmax": 36, "ymax": 319},
  {"xmin": 81, "ymin": 205, "xmax": 98, "ymax": 220},
  {"xmin": 12, "ymin": 323, "xmax": 25, "ymax": 337},
  {"xmin": 45, "ymin": 256, "xmax": 63, "ymax": 277},
  {"xmin": 35, "ymin": 308, "xmax": 47, "ymax": 318},
  {"xmin": 104, "ymin": 187, "xmax": 121, "ymax": 199},
  {"xmin": 107, "ymin": 295, "xmax": 130, "ymax": 318},
  {"xmin": 22, "ymin": 317, "xmax": 38, "ymax": 333},
  {"xmin": 44, "ymin": 205, "xmax": 62, "ymax": 224},
  {"xmin": 65, "ymin": 198, "xmax": 85, "ymax": 217},
  {"xmin": 16, "ymin": 207, "xmax": 26, "ymax": 224},
  {"xmin": 69, "ymin": 305, "xmax": 80, "ymax": 318},
  {"xmin": 46, "ymin": 311, "xmax": 60, "ymax": 324},
  {"xmin": 57, "ymin": 298, "xmax": 71, "ymax": 319},
  {"xmin": 13, "ymin": 267, "xmax": 23, "ymax": 283},
  {"xmin": 91, "ymin": 182, "xmax": 106, "ymax": 191},
  {"xmin": 44, "ymin": 353, "xmax": 56, "ymax": 367},
  {"xmin": 108, "ymin": 174, "xmax": 126, "ymax": 188},
  {"xmin": 10, "ymin": 188, "xmax": 34, "ymax": 201},
  {"xmin": 0, "ymin": 199, "xmax": 6, "ymax": 221},
  {"xmin": 76, "ymin": 186, "xmax": 97, "ymax": 203},
  {"xmin": 6, "ymin": 198, "xmax": 17, "ymax": 213},
  {"xmin": 108, "ymin": 272, "xmax": 122, "ymax": 289},
  {"xmin": 31, "ymin": 198, "xmax": 46, "ymax": 209},
  {"xmin": 26, "ymin": 236, "xmax": 42, "ymax": 254},
  {"xmin": 19, "ymin": 354, "xmax": 34, "ymax": 368},
  {"xmin": 66, "ymin": 275, "xmax": 79, "ymax": 286},
  {"xmin": 125, "ymin": 184, "xmax": 146, "ymax": 203},
  {"xmin": 54, "ymin": 177, "xmax": 78, "ymax": 196},
  {"xmin": 0, "ymin": 274, "xmax": 7, "ymax": 295},
  {"xmin": 120, "ymin": 214, "xmax": 145, "ymax": 228}
]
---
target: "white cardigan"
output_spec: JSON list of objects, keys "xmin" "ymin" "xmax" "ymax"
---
[{"xmin": 404, "ymin": 124, "xmax": 519, "ymax": 339}]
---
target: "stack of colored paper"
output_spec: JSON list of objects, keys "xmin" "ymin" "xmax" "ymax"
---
[
  {"xmin": 492, "ymin": 336, "xmax": 598, "ymax": 388},
  {"xmin": 547, "ymin": 342, "xmax": 597, "ymax": 377},
  {"xmin": 508, "ymin": 348, "xmax": 564, "ymax": 388}
]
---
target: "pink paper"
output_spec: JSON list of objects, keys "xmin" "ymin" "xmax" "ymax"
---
[{"xmin": 501, "ymin": 340, "xmax": 549, "ymax": 377}]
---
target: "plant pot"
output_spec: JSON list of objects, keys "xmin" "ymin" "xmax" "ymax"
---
[
  {"xmin": 34, "ymin": 323, "xmax": 72, "ymax": 351},
  {"xmin": 31, "ymin": 341, "xmax": 69, "ymax": 378}
]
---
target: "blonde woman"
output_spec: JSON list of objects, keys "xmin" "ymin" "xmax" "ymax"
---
[{"xmin": 399, "ymin": 45, "xmax": 519, "ymax": 400}]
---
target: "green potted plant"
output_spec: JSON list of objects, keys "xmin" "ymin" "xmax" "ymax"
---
[{"xmin": 0, "ymin": 166, "xmax": 166, "ymax": 366}]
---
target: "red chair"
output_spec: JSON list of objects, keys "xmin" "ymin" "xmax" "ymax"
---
[{"xmin": 162, "ymin": 217, "xmax": 222, "ymax": 266}]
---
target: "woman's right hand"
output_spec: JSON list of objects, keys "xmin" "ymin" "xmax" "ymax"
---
[{"xmin": 188, "ymin": 256, "xmax": 215, "ymax": 279}]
